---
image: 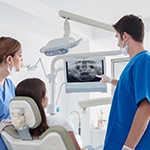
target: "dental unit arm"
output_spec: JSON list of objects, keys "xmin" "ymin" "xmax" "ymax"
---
[
  {"xmin": 44, "ymin": 10, "xmax": 121, "ymax": 114},
  {"xmin": 47, "ymin": 50, "xmax": 122, "ymax": 114}
]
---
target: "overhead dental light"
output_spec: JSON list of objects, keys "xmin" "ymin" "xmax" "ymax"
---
[{"xmin": 40, "ymin": 18, "xmax": 82, "ymax": 56}]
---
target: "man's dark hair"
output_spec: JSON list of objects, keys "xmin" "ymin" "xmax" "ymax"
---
[{"xmin": 113, "ymin": 14, "xmax": 144, "ymax": 42}]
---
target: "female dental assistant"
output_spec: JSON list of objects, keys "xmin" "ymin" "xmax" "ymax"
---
[{"xmin": 0, "ymin": 36, "xmax": 23, "ymax": 150}]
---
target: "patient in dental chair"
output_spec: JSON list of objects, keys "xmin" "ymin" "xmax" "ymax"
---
[
  {"xmin": 15, "ymin": 78, "xmax": 103, "ymax": 150},
  {"xmin": 14, "ymin": 78, "xmax": 86, "ymax": 150}
]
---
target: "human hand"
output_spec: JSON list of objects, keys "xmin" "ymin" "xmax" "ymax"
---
[
  {"xmin": 0, "ymin": 119, "xmax": 12, "ymax": 133},
  {"xmin": 96, "ymin": 74, "xmax": 112, "ymax": 84},
  {"xmin": 1, "ymin": 119, "xmax": 11, "ymax": 123}
]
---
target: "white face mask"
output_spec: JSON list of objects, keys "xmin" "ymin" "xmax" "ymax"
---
[
  {"xmin": 120, "ymin": 40, "xmax": 128, "ymax": 56},
  {"xmin": 7, "ymin": 61, "xmax": 16, "ymax": 76}
]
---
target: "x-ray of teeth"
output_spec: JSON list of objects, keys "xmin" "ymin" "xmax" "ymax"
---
[{"xmin": 67, "ymin": 60, "xmax": 103, "ymax": 82}]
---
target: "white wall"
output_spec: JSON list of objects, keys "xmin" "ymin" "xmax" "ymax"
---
[{"xmin": 0, "ymin": 22, "xmax": 52, "ymax": 84}]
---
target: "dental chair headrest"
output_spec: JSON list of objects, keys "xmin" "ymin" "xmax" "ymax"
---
[{"xmin": 10, "ymin": 96, "xmax": 42, "ymax": 130}]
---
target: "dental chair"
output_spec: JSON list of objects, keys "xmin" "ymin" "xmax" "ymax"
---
[{"xmin": 1, "ymin": 96, "xmax": 76, "ymax": 150}]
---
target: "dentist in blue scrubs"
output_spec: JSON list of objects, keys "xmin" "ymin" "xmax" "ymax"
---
[
  {"xmin": 97, "ymin": 14, "xmax": 150, "ymax": 150},
  {"xmin": 0, "ymin": 36, "xmax": 23, "ymax": 150}
]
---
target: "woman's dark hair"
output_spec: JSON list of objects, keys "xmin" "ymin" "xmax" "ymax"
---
[
  {"xmin": 0, "ymin": 36, "xmax": 21, "ymax": 63},
  {"xmin": 113, "ymin": 14, "xmax": 144, "ymax": 43},
  {"xmin": 15, "ymin": 78, "xmax": 49, "ymax": 137}
]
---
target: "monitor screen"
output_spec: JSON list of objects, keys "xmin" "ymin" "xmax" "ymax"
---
[{"xmin": 64, "ymin": 56, "xmax": 107, "ymax": 93}]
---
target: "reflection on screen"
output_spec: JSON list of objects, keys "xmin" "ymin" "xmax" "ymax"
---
[{"xmin": 66, "ymin": 60, "xmax": 104, "ymax": 82}]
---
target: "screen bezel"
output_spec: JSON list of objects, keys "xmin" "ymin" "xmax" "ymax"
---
[{"xmin": 64, "ymin": 56, "xmax": 107, "ymax": 93}]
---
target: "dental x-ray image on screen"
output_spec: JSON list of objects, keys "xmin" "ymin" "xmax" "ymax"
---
[
  {"xmin": 64, "ymin": 56, "xmax": 107, "ymax": 93},
  {"xmin": 67, "ymin": 60, "xmax": 103, "ymax": 82}
]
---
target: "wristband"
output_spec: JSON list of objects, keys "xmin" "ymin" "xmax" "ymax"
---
[{"xmin": 122, "ymin": 145, "xmax": 134, "ymax": 150}]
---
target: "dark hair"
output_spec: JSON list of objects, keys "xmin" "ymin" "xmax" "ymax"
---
[
  {"xmin": 15, "ymin": 78, "xmax": 49, "ymax": 137},
  {"xmin": 0, "ymin": 36, "xmax": 21, "ymax": 63},
  {"xmin": 113, "ymin": 14, "xmax": 144, "ymax": 42}
]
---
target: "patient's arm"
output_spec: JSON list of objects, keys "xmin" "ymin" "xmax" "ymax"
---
[{"xmin": 68, "ymin": 131, "xmax": 87, "ymax": 150}]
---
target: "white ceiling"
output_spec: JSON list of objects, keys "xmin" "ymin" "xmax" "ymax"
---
[{"xmin": 0, "ymin": 0, "xmax": 150, "ymax": 48}]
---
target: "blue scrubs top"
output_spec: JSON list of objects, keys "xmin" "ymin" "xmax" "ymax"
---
[
  {"xmin": 104, "ymin": 51, "xmax": 150, "ymax": 150},
  {"xmin": 0, "ymin": 78, "xmax": 15, "ymax": 150}
]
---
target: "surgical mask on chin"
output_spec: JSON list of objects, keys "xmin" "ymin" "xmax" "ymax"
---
[
  {"xmin": 120, "ymin": 41, "xmax": 128, "ymax": 56},
  {"xmin": 7, "ymin": 63, "xmax": 16, "ymax": 76}
]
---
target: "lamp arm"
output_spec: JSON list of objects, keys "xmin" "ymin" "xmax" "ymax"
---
[
  {"xmin": 38, "ymin": 58, "xmax": 47, "ymax": 78},
  {"xmin": 26, "ymin": 58, "xmax": 47, "ymax": 78},
  {"xmin": 59, "ymin": 10, "xmax": 115, "ymax": 32},
  {"xmin": 49, "ymin": 50, "xmax": 121, "ymax": 114}
]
